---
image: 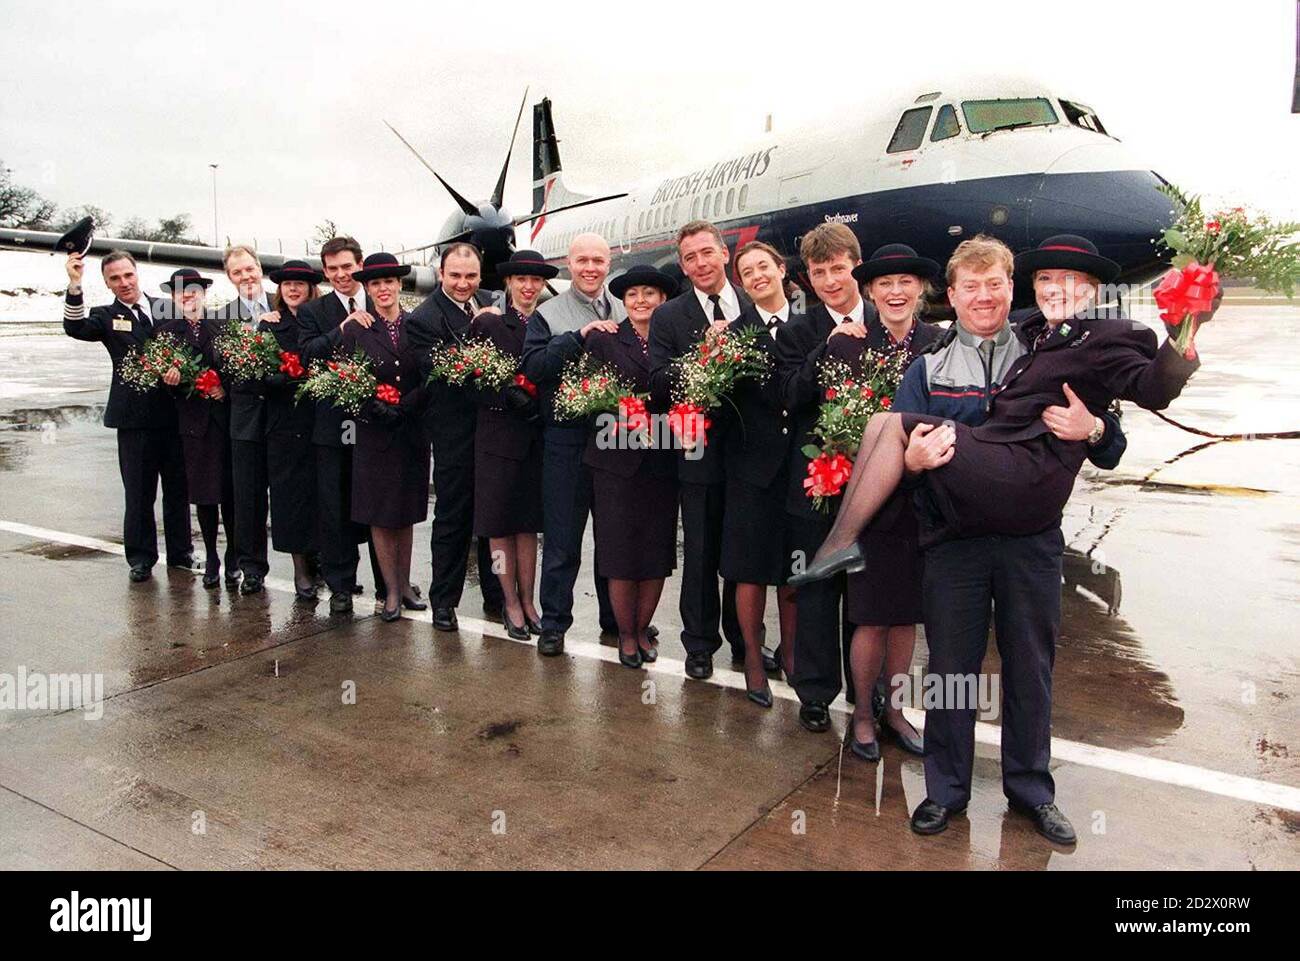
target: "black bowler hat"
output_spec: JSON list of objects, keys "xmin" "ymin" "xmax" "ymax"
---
[
  {"xmin": 54, "ymin": 216, "xmax": 95, "ymax": 257},
  {"xmin": 852, "ymin": 243, "xmax": 941, "ymax": 284},
  {"xmin": 1016, "ymin": 234, "xmax": 1120, "ymax": 283},
  {"xmin": 609, "ymin": 264, "xmax": 678, "ymax": 300},
  {"xmin": 160, "ymin": 267, "xmax": 214, "ymax": 292},
  {"xmin": 351, "ymin": 252, "xmax": 412, "ymax": 283},
  {"xmin": 497, "ymin": 249, "xmax": 559, "ymax": 280},
  {"xmin": 268, "ymin": 259, "xmax": 325, "ymax": 285}
]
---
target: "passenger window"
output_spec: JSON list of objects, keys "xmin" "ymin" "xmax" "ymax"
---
[
  {"xmin": 726, "ymin": 188, "xmax": 734, "ymax": 214},
  {"xmin": 887, "ymin": 107, "xmax": 932, "ymax": 153},
  {"xmin": 931, "ymin": 104, "xmax": 960, "ymax": 141},
  {"xmin": 738, "ymin": 184, "xmax": 748, "ymax": 210}
]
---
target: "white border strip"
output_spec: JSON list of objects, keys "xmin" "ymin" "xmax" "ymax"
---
[{"xmin": 2, "ymin": 518, "xmax": 1297, "ymax": 813}]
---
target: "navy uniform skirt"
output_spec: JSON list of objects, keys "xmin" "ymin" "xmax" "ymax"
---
[
  {"xmin": 473, "ymin": 419, "xmax": 543, "ymax": 537},
  {"xmin": 267, "ymin": 430, "xmax": 317, "ymax": 553},
  {"xmin": 720, "ymin": 468, "xmax": 790, "ymax": 586},
  {"xmin": 351, "ymin": 419, "xmax": 431, "ymax": 529},
  {"xmin": 590, "ymin": 457, "xmax": 678, "ymax": 581},
  {"xmin": 180, "ymin": 427, "xmax": 230, "ymax": 506},
  {"xmin": 845, "ymin": 488, "xmax": 922, "ymax": 626}
]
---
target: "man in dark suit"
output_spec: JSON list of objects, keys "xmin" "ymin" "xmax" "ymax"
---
[
  {"xmin": 647, "ymin": 220, "xmax": 751, "ymax": 681},
  {"xmin": 214, "ymin": 245, "xmax": 274, "ymax": 595},
  {"xmin": 772, "ymin": 223, "xmax": 873, "ymax": 730},
  {"xmin": 62, "ymin": 250, "xmax": 192, "ymax": 581},
  {"xmin": 297, "ymin": 236, "xmax": 390, "ymax": 614},
  {"xmin": 407, "ymin": 243, "xmax": 505, "ymax": 631}
]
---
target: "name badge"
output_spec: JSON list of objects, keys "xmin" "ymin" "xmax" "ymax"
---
[{"xmin": 112, "ymin": 318, "xmax": 133, "ymax": 332}]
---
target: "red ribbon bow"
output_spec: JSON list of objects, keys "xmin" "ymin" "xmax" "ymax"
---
[
  {"xmin": 195, "ymin": 368, "xmax": 222, "ymax": 398},
  {"xmin": 667, "ymin": 402, "xmax": 711, "ymax": 450},
  {"xmin": 803, "ymin": 452, "xmax": 855, "ymax": 499},
  {"xmin": 375, "ymin": 383, "xmax": 401, "ymax": 405},
  {"xmin": 278, "ymin": 351, "xmax": 304, "ymax": 379},
  {"xmin": 1153, "ymin": 261, "xmax": 1220, "ymax": 326},
  {"xmin": 513, "ymin": 373, "xmax": 538, "ymax": 398}
]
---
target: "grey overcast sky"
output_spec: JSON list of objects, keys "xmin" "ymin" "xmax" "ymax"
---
[{"xmin": 2, "ymin": 0, "xmax": 1297, "ymax": 253}]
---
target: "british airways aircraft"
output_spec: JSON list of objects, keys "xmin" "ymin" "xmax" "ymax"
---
[{"xmin": 0, "ymin": 79, "xmax": 1176, "ymax": 302}]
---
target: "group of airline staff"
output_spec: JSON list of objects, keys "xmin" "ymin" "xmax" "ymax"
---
[{"xmin": 61, "ymin": 218, "xmax": 1211, "ymax": 845}]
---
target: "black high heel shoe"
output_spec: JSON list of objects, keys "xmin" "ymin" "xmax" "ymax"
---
[
  {"xmin": 847, "ymin": 719, "xmax": 881, "ymax": 762},
  {"xmin": 638, "ymin": 641, "xmax": 658, "ymax": 663},
  {"xmin": 505, "ymin": 618, "xmax": 530, "ymax": 641},
  {"xmin": 618, "ymin": 642, "xmax": 643, "ymax": 669},
  {"xmin": 787, "ymin": 542, "xmax": 866, "ymax": 587},
  {"xmin": 295, "ymin": 583, "xmax": 318, "ymax": 602},
  {"xmin": 525, "ymin": 617, "xmax": 543, "ymax": 636},
  {"xmin": 883, "ymin": 716, "xmax": 924, "ymax": 756},
  {"xmin": 380, "ymin": 604, "xmax": 402, "ymax": 623},
  {"xmin": 746, "ymin": 679, "xmax": 773, "ymax": 708},
  {"xmin": 401, "ymin": 594, "xmax": 428, "ymax": 611},
  {"xmin": 202, "ymin": 564, "xmax": 220, "ymax": 589}
]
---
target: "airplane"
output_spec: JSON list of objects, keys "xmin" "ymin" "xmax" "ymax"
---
[{"xmin": 0, "ymin": 78, "xmax": 1178, "ymax": 305}]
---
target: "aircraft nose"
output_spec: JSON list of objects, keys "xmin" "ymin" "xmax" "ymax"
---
[{"xmin": 1030, "ymin": 149, "xmax": 1175, "ymax": 287}]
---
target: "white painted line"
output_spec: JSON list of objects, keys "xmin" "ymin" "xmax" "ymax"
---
[{"xmin": 3, "ymin": 517, "xmax": 1299, "ymax": 813}]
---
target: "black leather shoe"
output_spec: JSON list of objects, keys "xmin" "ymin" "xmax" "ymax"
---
[
  {"xmin": 787, "ymin": 543, "xmax": 866, "ymax": 587},
  {"xmin": 432, "ymin": 607, "xmax": 458, "ymax": 631},
  {"xmin": 295, "ymin": 585, "xmax": 318, "ymax": 602},
  {"xmin": 525, "ymin": 617, "xmax": 543, "ymax": 636},
  {"xmin": 618, "ymin": 645, "xmax": 643, "ymax": 669},
  {"xmin": 380, "ymin": 604, "xmax": 401, "ymax": 623},
  {"xmin": 225, "ymin": 571, "xmax": 242, "ymax": 588},
  {"xmin": 848, "ymin": 733, "xmax": 881, "ymax": 762},
  {"xmin": 645, "ymin": 624, "xmax": 659, "ymax": 641},
  {"xmin": 1009, "ymin": 800, "xmax": 1077, "ymax": 845},
  {"xmin": 239, "ymin": 575, "xmax": 264, "ymax": 596},
  {"xmin": 538, "ymin": 631, "xmax": 565, "ymax": 656},
  {"xmin": 684, "ymin": 653, "xmax": 713, "ymax": 680},
  {"xmin": 883, "ymin": 717, "xmax": 924, "ymax": 756},
  {"xmin": 911, "ymin": 798, "xmax": 965, "ymax": 836},
  {"xmin": 505, "ymin": 618, "xmax": 530, "ymax": 641},
  {"xmin": 329, "ymin": 591, "xmax": 353, "ymax": 614},
  {"xmin": 351, "ymin": 583, "xmax": 364, "ymax": 595},
  {"xmin": 747, "ymin": 680, "xmax": 773, "ymax": 708},
  {"xmin": 128, "ymin": 565, "xmax": 152, "ymax": 583},
  {"xmin": 167, "ymin": 556, "xmax": 196, "ymax": 571},
  {"xmin": 798, "ymin": 701, "xmax": 831, "ymax": 733},
  {"xmin": 202, "ymin": 569, "xmax": 220, "ymax": 589},
  {"xmin": 401, "ymin": 595, "xmax": 428, "ymax": 611}
]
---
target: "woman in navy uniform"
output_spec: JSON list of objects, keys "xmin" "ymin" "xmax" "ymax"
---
[
  {"xmin": 259, "ymin": 260, "xmax": 322, "ymax": 600},
  {"xmin": 157, "ymin": 268, "xmax": 236, "ymax": 589},
  {"xmin": 339, "ymin": 253, "xmax": 431, "ymax": 622},
  {"xmin": 792, "ymin": 233, "xmax": 1210, "ymax": 583},
  {"xmin": 468, "ymin": 251, "xmax": 551, "ymax": 639},
  {"xmin": 830, "ymin": 245, "xmax": 944, "ymax": 757},
  {"xmin": 584, "ymin": 265, "xmax": 679, "ymax": 668},
  {"xmin": 721, "ymin": 242, "xmax": 800, "ymax": 707}
]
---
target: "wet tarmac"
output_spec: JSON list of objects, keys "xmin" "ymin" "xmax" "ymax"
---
[{"xmin": 0, "ymin": 260, "xmax": 1297, "ymax": 869}]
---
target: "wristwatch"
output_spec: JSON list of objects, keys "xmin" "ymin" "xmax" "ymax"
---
[{"xmin": 1086, "ymin": 416, "xmax": 1105, "ymax": 446}]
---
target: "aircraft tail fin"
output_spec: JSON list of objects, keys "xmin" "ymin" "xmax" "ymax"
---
[{"xmin": 532, "ymin": 97, "xmax": 592, "ymax": 218}]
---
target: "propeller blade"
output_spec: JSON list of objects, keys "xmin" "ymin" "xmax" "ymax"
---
[
  {"xmin": 512, "ymin": 193, "xmax": 629, "ymax": 227},
  {"xmin": 395, "ymin": 229, "xmax": 475, "ymax": 256},
  {"xmin": 382, "ymin": 119, "xmax": 478, "ymax": 217},
  {"xmin": 491, "ymin": 87, "xmax": 529, "ymax": 210}
]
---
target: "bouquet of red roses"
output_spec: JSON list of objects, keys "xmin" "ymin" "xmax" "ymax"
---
[
  {"xmin": 801, "ymin": 351, "xmax": 910, "ymax": 512},
  {"xmin": 213, "ymin": 321, "xmax": 282, "ymax": 384},
  {"xmin": 552, "ymin": 352, "xmax": 636, "ymax": 422},
  {"xmin": 295, "ymin": 349, "xmax": 380, "ymax": 416},
  {"xmin": 1155, "ymin": 184, "xmax": 1299, "ymax": 353},
  {"xmin": 120, "ymin": 332, "xmax": 222, "ymax": 399},
  {"xmin": 427, "ymin": 338, "xmax": 521, "ymax": 392},
  {"xmin": 667, "ymin": 324, "xmax": 769, "ymax": 450}
]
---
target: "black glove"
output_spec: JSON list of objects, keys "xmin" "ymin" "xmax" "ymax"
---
[
  {"xmin": 264, "ymin": 373, "xmax": 288, "ymax": 390},
  {"xmin": 365, "ymin": 398, "xmax": 402, "ymax": 425},
  {"xmin": 502, "ymin": 384, "xmax": 540, "ymax": 423}
]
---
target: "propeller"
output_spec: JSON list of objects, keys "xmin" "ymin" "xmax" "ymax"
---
[{"xmin": 383, "ymin": 89, "xmax": 628, "ymax": 287}]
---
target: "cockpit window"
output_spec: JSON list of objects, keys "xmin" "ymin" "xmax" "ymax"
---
[
  {"xmin": 961, "ymin": 97, "xmax": 1058, "ymax": 134},
  {"xmin": 1060, "ymin": 99, "xmax": 1108, "ymax": 135},
  {"xmin": 887, "ymin": 106, "xmax": 932, "ymax": 153},
  {"xmin": 931, "ymin": 104, "xmax": 960, "ymax": 141}
]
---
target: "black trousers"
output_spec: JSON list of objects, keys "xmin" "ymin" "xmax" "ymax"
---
[
  {"xmin": 116, "ymin": 428, "xmax": 191, "ymax": 570},
  {"xmin": 787, "ymin": 511, "xmax": 846, "ymax": 704},
  {"xmin": 677, "ymin": 481, "xmax": 742, "ymax": 658},
  {"xmin": 538, "ymin": 427, "xmax": 613, "ymax": 636},
  {"xmin": 231, "ymin": 438, "xmax": 269, "ymax": 578},
  {"xmin": 429, "ymin": 430, "xmax": 504, "ymax": 610},
  {"xmin": 921, "ymin": 528, "xmax": 1063, "ymax": 810}
]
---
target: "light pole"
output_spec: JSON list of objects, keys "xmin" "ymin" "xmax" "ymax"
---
[{"xmin": 209, "ymin": 163, "xmax": 219, "ymax": 247}]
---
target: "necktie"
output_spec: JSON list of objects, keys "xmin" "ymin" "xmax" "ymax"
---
[
  {"xmin": 132, "ymin": 304, "xmax": 149, "ymax": 328},
  {"xmin": 463, "ymin": 300, "xmax": 475, "ymax": 320},
  {"xmin": 978, "ymin": 338, "xmax": 996, "ymax": 413},
  {"xmin": 709, "ymin": 294, "xmax": 723, "ymax": 321},
  {"xmin": 348, "ymin": 296, "xmax": 356, "ymax": 315},
  {"xmin": 385, "ymin": 317, "xmax": 400, "ymax": 349},
  {"xmin": 593, "ymin": 296, "xmax": 609, "ymax": 321}
]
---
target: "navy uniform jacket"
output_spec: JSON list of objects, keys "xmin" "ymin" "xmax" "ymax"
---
[
  {"xmin": 260, "ymin": 308, "xmax": 315, "ymax": 439},
  {"xmin": 582, "ymin": 320, "xmax": 674, "ymax": 480},
  {"xmin": 722, "ymin": 306, "xmax": 796, "ymax": 490},
  {"xmin": 156, "ymin": 314, "xmax": 228, "ymax": 439},
  {"xmin": 298, "ymin": 291, "xmax": 375, "ymax": 447},
  {"xmin": 772, "ymin": 300, "xmax": 880, "ymax": 519},
  {"xmin": 469, "ymin": 307, "xmax": 541, "ymax": 461},
  {"xmin": 407, "ymin": 286, "xmax": 494, "ymax": 446},
  {"xmin": 62, "ymin": 291, "xmax": 177, "ymax": 430},
  {"xmin": 338, "ymin": 313, "xmax": 428, "ymax": 452},
  {"xmin": 647, "ymin": 285, "xmax": 755, "ymax": 485},
  {"xmin": 214, "ymin": 293, "xmax": 273, "ymax": 443}
]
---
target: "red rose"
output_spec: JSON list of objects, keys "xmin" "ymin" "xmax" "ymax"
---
[{"xmin": 825, "ymin": 388, "xmax": 838, "ymax": 400}]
